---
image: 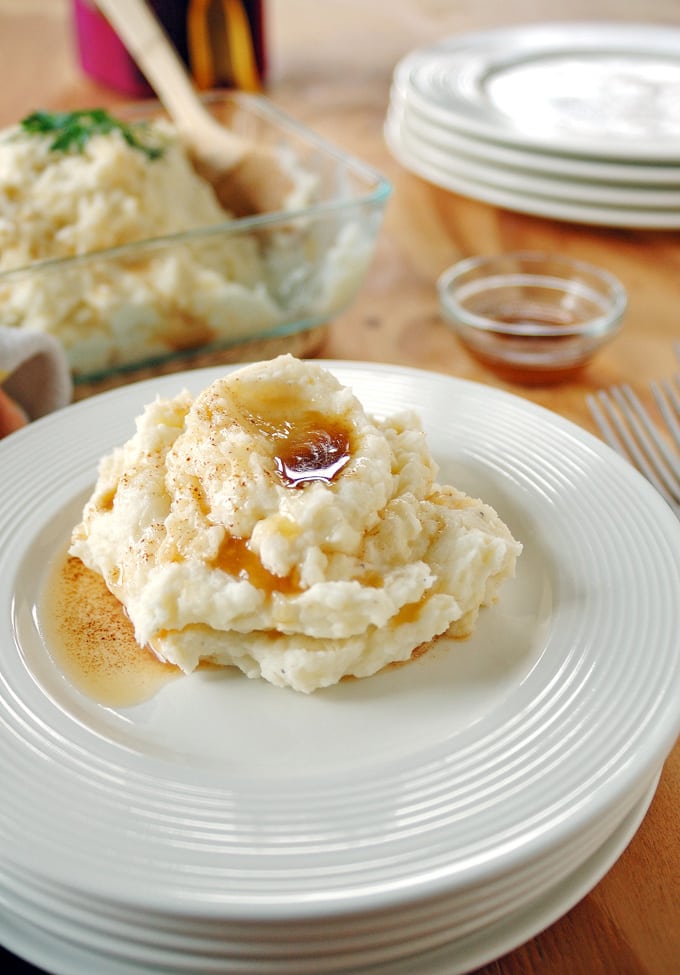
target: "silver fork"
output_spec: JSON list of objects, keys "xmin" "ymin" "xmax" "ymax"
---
[{"xmin": 587, "ymin": 373, "xmax": 680, "ymax": 517}]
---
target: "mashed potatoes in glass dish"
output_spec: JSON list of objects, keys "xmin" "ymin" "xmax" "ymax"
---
[
  {"xmin": 0, "ymin": 108, "xmax": 375, "ymax": 379},
  {"xmin": 70, "ymin": 356, "xmax": 522, "ymax": 693}
]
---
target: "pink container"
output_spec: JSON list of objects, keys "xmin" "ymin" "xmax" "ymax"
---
[{"xmin": 72, "ymin": 0, "xmax": 267, "ymax": 97}]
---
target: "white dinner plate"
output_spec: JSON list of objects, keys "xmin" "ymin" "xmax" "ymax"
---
[
  {"xmin": 385, "ymin": 116, "xmax": 680, "ymax": 228},
  {"xmin": 387, "ymin": 86, "xmax": 680, "ymax": 186},
  {"xmin": 389, "ymin": 89, "xmax": 680, "ymax": 197},
  {"xmin": 396, "ymin": 22, "xmax": 680, "ymax": 161},
  {"xmin": 1, "ymin": 362, "xmax": 679, "ymax": 972},
  {"xmin": 0, "ymin": 774, "xmax": 660, "ymax": 975}
]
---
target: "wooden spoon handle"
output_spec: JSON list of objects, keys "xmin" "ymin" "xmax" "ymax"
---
[{"xmin": 96, "ymin": 0, "xmax": 233, "ymax": 139}]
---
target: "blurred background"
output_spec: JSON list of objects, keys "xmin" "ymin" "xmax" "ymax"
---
[{"xmin": 3, "ymin": 1, "xmax": 680, "ymax": 130}]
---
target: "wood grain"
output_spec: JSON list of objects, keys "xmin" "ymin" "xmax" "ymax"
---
[{"xmin": 0, "ymin": 1, "xmax": 678, "ymax": 972}]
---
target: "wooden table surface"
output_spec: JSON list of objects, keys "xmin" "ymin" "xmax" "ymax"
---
[{"xmin": 1, "ymin": 1, "xmax": 678, "ymax": 973}]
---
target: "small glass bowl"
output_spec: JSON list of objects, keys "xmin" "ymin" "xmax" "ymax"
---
[{"xmin": 437, "ymin": 252, "xmax": 627, "ymax": 385}]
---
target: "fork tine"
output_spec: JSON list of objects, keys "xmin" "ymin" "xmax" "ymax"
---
[
  {"xmin": 587, "ymin": 392, "xmax": 630, "ymax": 456},
  {"xmin": 618, "ymin": 383, "xmax": 680, "ymax": 483},
  {"xmin": 587, "ymin": 386, "xmax": 680, "ymax": 514},
  {"xmin": 651, "ymin": 377, "xmax": 680, "ymax": 455},
  {"xmin": 604, "ymin": 386, "xmax": 680, "ymax": 500},
  {"xmin": 614, "ymin": 384, "xmax": 680, "ymax": 500}
]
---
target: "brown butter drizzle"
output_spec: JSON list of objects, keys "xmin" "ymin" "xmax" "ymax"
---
[
  {"xmin": 43, "ymin": 554, "xmax": 179, "ymax": 708},
  {"xmin": 227, "ymin": 376, "xmax": 353, "ymax": 488}
]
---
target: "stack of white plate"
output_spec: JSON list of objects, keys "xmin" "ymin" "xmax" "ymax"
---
[
  {"xmin": 385, "ymin": 22, "xmax": 680, "ymax": 228},
  {"xmin": 1, "ymin": 363, "xmax": 680, "ymax": 974}
]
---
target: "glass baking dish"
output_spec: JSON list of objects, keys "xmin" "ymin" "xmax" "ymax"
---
[{"xmin": 0, "ymin": 91, "xmax": 391, "ymax": 396}]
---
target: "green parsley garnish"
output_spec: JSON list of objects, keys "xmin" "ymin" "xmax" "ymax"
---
[{"xmin": 20, "ymin": 108, "xmax": 165, "ymax": 160}]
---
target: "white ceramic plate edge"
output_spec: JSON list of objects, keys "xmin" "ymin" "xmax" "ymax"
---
[
  {"xmin": 0, "ymin": 770, "xmax": 661, "ymax": 975},
  {"xmin": 395, "ymin": 22, "xmax": 680, "ymax": 161},
  {"xmin": 385, "ymin": 117, "xmax": 680, "ymax": 228}
]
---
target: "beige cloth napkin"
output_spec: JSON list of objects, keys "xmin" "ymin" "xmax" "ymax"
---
[{"xmin": 0, "ymin": 326, "xmax": 72, "ymax": 421}]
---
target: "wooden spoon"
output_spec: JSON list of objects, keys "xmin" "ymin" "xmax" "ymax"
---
[{"xmin": 96, "ymin": 0, "xmax": 294, "ymax": 215}]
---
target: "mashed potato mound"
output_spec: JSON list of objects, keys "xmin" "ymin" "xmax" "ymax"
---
[{"xmin": 70, "ymin": 356, "xmax": 522, "ymax": 693}]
